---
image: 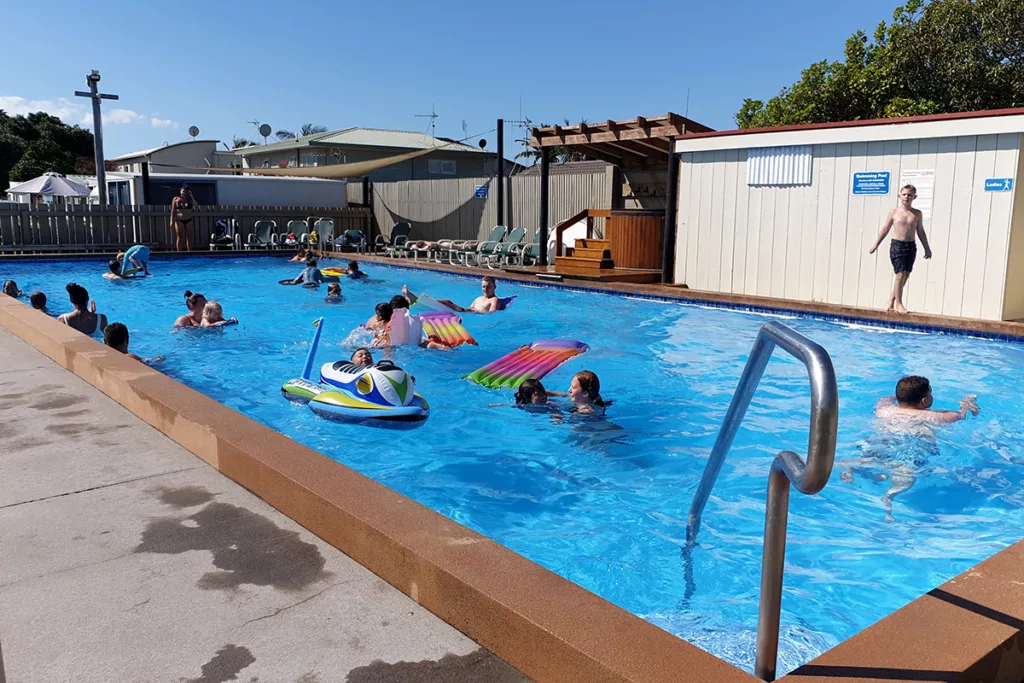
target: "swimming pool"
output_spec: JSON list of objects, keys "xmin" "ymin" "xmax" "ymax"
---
[{"xmin": 6, "ymin": 256, "xmax": 1024, "ymax": 675}]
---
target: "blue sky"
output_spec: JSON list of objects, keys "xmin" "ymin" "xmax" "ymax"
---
[{"xmin": 3, "ymin": 0, "xmax": 902, "ymax": 158}]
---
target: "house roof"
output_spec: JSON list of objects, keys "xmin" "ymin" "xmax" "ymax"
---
[
  {"xmin": 516, "ymin": 160, "xmax": 611, "ymax": 176},
  {"xmin": 110, "ymin": 139, "xmax": 219, "ymax": 162},
  {"xmin": 672, "ymin": 107, "xmax": 1024, "ymax": 153},
  {"xmin": 232, "ymin": 127, "xmax": 491, "ymax": 156}
]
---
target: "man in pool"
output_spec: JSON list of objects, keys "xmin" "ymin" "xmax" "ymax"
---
[
  {"xmin": 105, "ymin": 244, "xmax": 150, "ymax": 279},
  {"xmin": 401, "ymin": 276, "xmax": 505, "ymax": 313},
  {"xmin": 875, "ymin": 375, "xmax": 979, "ymax": 424}
]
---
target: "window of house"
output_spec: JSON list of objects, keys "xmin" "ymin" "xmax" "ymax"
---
[
  {"xmin": 428, "ymin": 159, "xmax": 456, "ymax": 175},
  {"xmin": 300, "ymin": 153, "xmax": 320, "ymax": 167},
  {"xmin": 746, "ymin": 145, "xmax": 812, "ymax": 186}
]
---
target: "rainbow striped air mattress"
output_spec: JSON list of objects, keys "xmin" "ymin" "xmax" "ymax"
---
[
  {"xmin": 463, "ymin": 339, "xmax": 588, "ymax": 389},
  {"xmin": 420, "ymin": 311, "xmax": 477, "ymax": 348}
]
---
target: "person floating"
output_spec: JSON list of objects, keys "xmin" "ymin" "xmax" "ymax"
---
[
  {"xmin": 201, "ymin": 301, "xmax": 238, "ymax": 327},
  {"xmin": 874, "ymin": 375, "xmax": 979, "ymax": 424},
  {"xmin": 58, "ymin": 283, "xmax": 107, "ymax": 335},
  {"xmin": 401, "ymin": 276, "xmax": 508, "ymax": 314},
  {"xmin": 174, "ymin": 290, "xmax": 207, "ymax": 328},
  {"xmin": 29, "ymin": 291, "xmax": 50, "ymax": 314},
  {"xmin": 868, "ymin": 184, "xmax": 933, "ymax": 314},
  {"xmin": 350, "ymin": 347, "xmax": 373, "ymax": 367},
  {"xmin": 103, "ymin": 322, "xmax": 143, "ymax": 361},
  {"xmin": 105, "ymin": 244, "xmax": 150, "ymax": 279}
]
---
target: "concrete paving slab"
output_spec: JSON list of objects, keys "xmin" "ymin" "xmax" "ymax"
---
[{"xmin": 0, "ymin": 328, "xmax": 529, "ymax": 683}]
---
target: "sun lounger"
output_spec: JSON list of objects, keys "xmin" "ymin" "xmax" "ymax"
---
[
  {"xmin": 245, "ymin": 220, "xmax": 276, "ymax": 250},
  {"xmin": 483, "ymin": 227, "xmax": 526, "ymax": 269}
]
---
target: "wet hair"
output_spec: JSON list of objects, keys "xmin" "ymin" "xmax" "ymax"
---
[
  {"xmin": 482, "ymin": 275, "xmax": 497, "ymax": 289},
  {"xmin": 29, "ymin": 291, "xmax": 46, "ymax": 309},
  {"xmin": 896, "ymin": 376, "xmax": 931, "ymax": 405},
  {"xmin": 108, "ymin": 259, "xmax": 122, "ymax": 275},
  {"xmin": 327, "ymin": 283, "xmax": 341, "ymax": 295},
  {"xmin": 184, "ymin": 290, "xmax": 206, "ymax": 309},
  {"xmin": 901, "ymin": 184, "xmax": 917, "ymax": 194},
  {"xmin": 375, "ymin": 302, "xmax": 393, "ymax": 323},
  {"xmin": 348, "ymin": 261, "xmax": 360, "ymax": 272},
  {"xmin": 203, "ymin": 301, "xmax": 223, "ymax": 319},
  {"xmin": 350, "ymin": 347, "xmax": 373, "ymax": 365},
  {"xmin": 515, "ymin": 379, "xmax": 547, "ymax": 405},
  {"xmin": 66, "ymin": 282, "xmax": 89, "ymax": 309},
  {"xmin": 575, "ymin": 370, "xmax": 610, "ymax": 407},
  {"xmin": 3, "ymin": 280, "xmax": 19, "ymax": 297},
  {"xmin": 305, "ymin": 256, "xmax": 318, "ymax": 268},
  {"xmin": 389, "ymin": 294, "xmax": 410, "ymax": 309},
  {"xmin": 103, "ymin": 322, "xmax": 129, "ymax": 350}
]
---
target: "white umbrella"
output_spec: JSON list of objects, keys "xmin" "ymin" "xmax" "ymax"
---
[{"xmin": 7, "ymin": 172, "xmax": 91, "ymax": 197}]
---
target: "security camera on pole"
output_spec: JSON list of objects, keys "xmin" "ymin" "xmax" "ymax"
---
[{"xmin": 75, "ymin": 70, "xmax": 119, "ymax": 207}]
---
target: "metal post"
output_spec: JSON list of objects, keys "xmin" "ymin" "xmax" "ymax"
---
[
  {"xmin": 539, "ymin": 146, "xmax": 550, "ymax": 267},
  {"xmin": 755, "ymin": 458, "xmax": 794, "ymax": 682},
  {"xmin": 496, "ymin": 118, "xmax": 504, "ymax": 226},
  {"xmin": 140, "ymin": 162, "xmax": 151, "ymax": 205},
  {"xmin": 362, "ymin": 176, "xmax": 370, "ymax": 207},
  {"xmin": 74, "ymin": 70, "xmax": 118, "ymax": 208},
  {"xmin": 662, "ymin": 151, "xmax": 679, "ymax": 283}
]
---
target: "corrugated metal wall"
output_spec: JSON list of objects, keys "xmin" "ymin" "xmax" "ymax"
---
[
  {"xmin": 675, "ymin": 134, "xmax": 1022, "ymax": 321},
  {"xmin": 371, "ymin": 169, "xmax": 613, "ymax": 242}
]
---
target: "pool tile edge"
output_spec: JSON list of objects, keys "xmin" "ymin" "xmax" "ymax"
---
[{"xmin": 0, "ymin": 295, "xmax": 755, "ymax": 683}]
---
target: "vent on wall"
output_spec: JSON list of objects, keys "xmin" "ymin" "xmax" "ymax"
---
[{"xmin": 746, "ymin": 145, "xmax": 813, "ymax": 186}]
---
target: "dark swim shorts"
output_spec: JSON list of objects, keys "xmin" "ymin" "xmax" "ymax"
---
[{"xmin": 890, "ymin": 239, "xmax": 917, "ymax": 274}]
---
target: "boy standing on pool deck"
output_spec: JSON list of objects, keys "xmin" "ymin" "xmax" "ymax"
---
[{"xmin": 868, "ymin": 185, "xmax": 932, "ymax": 314}]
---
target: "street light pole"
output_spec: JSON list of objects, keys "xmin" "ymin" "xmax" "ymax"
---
[{"xmin": 75, "ymin": 70, "xmax": 119, "ymax": 206}]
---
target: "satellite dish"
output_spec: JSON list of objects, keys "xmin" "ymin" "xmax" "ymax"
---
[
  {"xmin": 188, "ymin": 125, "xmax": 200, "ymax": 139},
  {"xmin": 258, "ymin": 123, "xmax": 272, "ymax": 139},
  {"xmin": 479, "ymin": 139, "xmax": 487, "ymax": 148}
]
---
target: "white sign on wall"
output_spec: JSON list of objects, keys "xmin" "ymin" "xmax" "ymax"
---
[{"xmin": 899, "ymin": 169, "xmax": 936, "ymax": 221}]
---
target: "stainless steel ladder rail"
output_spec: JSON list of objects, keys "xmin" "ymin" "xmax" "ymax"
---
[{"xmin": 685, "ymin": 321, "xmax": 838, "ymax": 682}]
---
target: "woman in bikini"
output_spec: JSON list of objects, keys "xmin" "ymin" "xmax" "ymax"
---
[
  {"xmin": 170, "ymin": 185, "xmax": 197, "ymax": 252},
  {"xmin": 174, "ymin": 290, "xmax": 207, "ymax": 327},
  {"xmin": 58, "ymin": 282, "xmax": 107, "ymax": 335}
]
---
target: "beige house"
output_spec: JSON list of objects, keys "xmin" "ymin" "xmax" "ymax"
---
[
  {"xmin": 232, "ymin": 128, "xmax": 497, "ymax": 181},
  {"xmin": 111, "ymin": 140, "xmax": 238, "ymax": 174}
]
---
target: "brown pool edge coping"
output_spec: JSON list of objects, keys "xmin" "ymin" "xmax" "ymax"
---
[{"xmin": 2, "ymin": 293, "xmax": 1024, "ymax": 682}]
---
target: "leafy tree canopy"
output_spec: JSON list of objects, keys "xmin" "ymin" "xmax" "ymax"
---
[
  {"xmin": 0, "ymin": 110, "xmax": 94, "ymax": 190},
  {"xmin": 736, "ymin": 0, "xmax": 1024, "ymax": 128}
]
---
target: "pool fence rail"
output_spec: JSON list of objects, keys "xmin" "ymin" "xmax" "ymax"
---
[{"xmin": 0, "ymin": 204, "xmax": 372, "ymax": 253}]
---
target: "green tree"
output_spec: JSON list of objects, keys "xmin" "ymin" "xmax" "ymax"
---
[
  {"xmin": 231, "ymin": 136, "xmax": 254, "ymax": 148},
  {"xmin": 10, "ymin": 138, "xmax": 76, "ymax": 181},
  {"xmin": 515, "ymin": 118, "xmax": 591, "ymax": 166},
  {"xmin": 736, "ymin": 0, "xmax": 1024, "ymax": 128}
]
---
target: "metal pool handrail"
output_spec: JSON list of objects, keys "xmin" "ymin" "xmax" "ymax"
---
[{"xmin": 685, "ymin": 321, "xmax": 838, "ymax": 682}]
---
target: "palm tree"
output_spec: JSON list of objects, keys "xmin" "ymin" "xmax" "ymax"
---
[
  {"xmin": 514, "ymin": 118, "xmax": 590, "ymax": 166},
  {"xmin": 231, "ymin": 136, "xmax": 253, "ymax": 149},
  {"xmin": 275, "ymin": 123, "xmax": 329, "ymax": 140}
]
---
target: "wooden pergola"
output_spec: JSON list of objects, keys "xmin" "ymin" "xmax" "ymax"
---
[
  {"xmin": 528, "ymin": 113, "xmax": 714, "ymax": 281},
  {"xmin": 530, "ymin": 113, "xmax": 713, "ymax": 170}
]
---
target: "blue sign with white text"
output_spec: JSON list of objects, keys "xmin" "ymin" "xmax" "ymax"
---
[
  {"xmin": 474, "ymin": 185, "xmax": 488, "ymax": 199},
  {"xmin": 852, "ymin": 171, "xmax": 891, "ymax": 195},
  {"xmin": 984, "ymin": 178, "xmax": 1014, "ymax": 192}
]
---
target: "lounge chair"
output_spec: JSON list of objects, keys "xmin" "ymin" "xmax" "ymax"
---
[
  {"xmin": 285, "ymin": 220, "xmax": 307, "ymax": 248},
  {"xmin": 376, "ymin": 223, "xmax": 411, "ymax": 257},
  {"xmin": 314, "ymin": 218, "xmax": 334, "ymax": 255},
  {"xmin": 511, "ymin": 230, "xmax": 543, "ymax": 266},
  {"xmin": 447, "ymin": 226, "xmax": 507, "ymax": 266},
  {"xmin": 482, "ymin": 227, "xmax": 526, "ymax": 269},
  {"xmin": 209, "ymin": 217, "xmax": 238, "ymax": 251},
  {"xmin": 335, "ymin": 229, "xmax": 367, "ymax": 253},
  {"xmin": 245, "ymin": 219, "xmax": 276, "ymax": 250}
]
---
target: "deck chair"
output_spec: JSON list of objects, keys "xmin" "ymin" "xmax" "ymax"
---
[
  {"xmin": 512, "ymin": 230, "xmax": 543, "ymax": 266},
  {"xmin": 245, "ymin": 219, "xmax": 276, "ymax": 250},
  {"xmin": 209, "ymin": 217, "xmax": 237, "ymax": 251},
  {"xmin": 447, "ymin": 226, "xmax": 507, "ymax": 266},
  {"xmin": 335, "ymin": 229, "xmax": 367, "ymax": 253},
  {"xmin": 483, "ymin": 227, "xmax": 526, "ymax": 269},
  {"xmin": 284, "ymin": 220, "xmax": 306, "ymax": 248},
  {"xmin": 377, "ymin": 223, "xmax": 411, "ymax": 257},
  {"xmin": 314, "ymin": 218, "xmax": 334, "ymax": 255}
]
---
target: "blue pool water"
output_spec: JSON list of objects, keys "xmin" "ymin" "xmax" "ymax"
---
[{"xmin": 6, "ymin": 256, "xmax": 1024, "ymax": 674}]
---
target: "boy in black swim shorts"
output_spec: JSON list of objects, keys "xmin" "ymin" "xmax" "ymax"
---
[{"xmin": 868, "ymin": 184, "xmax": 933, "ymax": 314}]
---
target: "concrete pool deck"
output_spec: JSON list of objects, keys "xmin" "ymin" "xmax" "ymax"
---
[{"xmin": 0, "ymin": 327, "xmax": 529, "ymax": 683}]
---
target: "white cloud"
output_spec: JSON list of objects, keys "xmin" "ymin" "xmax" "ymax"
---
[
  {"xmin": 0, "ymin": 96, "xmax": 79, "ymax": 122},
  {"xmin": 151, "ymin": 116, "xmax": 178, "ymax": 129},
  {"xmin": 104, "ymin": 108, "xmax": 146, "ymax": 125}
]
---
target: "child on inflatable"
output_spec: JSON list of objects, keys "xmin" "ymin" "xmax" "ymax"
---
[
  {"xmin": 201, "ymin": 301, "xmax": 238, "ymax": 327},
  {"xmin": 351, "ymin": 347, "xmax": 373, "ymax": 367}
]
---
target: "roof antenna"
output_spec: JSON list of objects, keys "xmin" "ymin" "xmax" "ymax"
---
[
  {"xmin": 416, "ymin": 103, "xmax": 438, "ymax": 138},
  {"xmin": 685, "ymin": 88, "xmax": 690, "ymax": 118}
]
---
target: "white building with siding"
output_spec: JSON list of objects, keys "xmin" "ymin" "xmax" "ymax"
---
[{"xmin": 671, "ymin": 109, "xmax": 1024, "ymax": 321}]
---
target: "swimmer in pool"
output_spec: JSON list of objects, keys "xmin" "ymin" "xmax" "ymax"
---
[
  {"xmin": 288, "ymin": 246, "xmax": 310, "ymax": 263},
  {"xmin": 347, "ymin": 261, "xmax": 367, "ymax": 280},
  {"xmin": 200, "ymin": 300, "xmax": 238, "ymax": 327},
  {"xmin": 401, "ymin": 276, "xmax": 507, "ymax": 313},
  {"xmin": 104, "ymin": 244, "xmax": 150, "ymax": 278},
  {"xmin": 284, "ymin": 256, "xmax": 326, "ymax": 286},
  {"xmin": 174, "ymin": 291, "xmax": 207, "ymax": 328},
  {"xmin": 874, "ymin": 375, "xmax": 979, "ymax": 424},
  {"xmin": 325, "ymin": 283, "xmax": 342, "ymax": 302},
  {"xmin": 58, "ymin": 283, "xmax": 107, "ymax": 335},
  {"xmin": 103, "ymin": 322, "xmax": 143, "ymax": 361},
  {"xmin": 547, "ymin": 371, "xmax": 611, "ymax": 415},
  {"xmin": 516, "ymin": 379, "xmax": 548, "ymax": 405},
  {"xmin": 351, "ymin": 347, "xmax": 373, "ymax": 367},
  {"xmin": 29, "ymin": 291, "xmax": 50, "ymax": 314},
  {"xmin": 365, "ymin": 302, "xmax": 393, "ymax": 334},
  {"xmin": 3, "ymin": 280, "xmax": 21, "ymax": 297}
]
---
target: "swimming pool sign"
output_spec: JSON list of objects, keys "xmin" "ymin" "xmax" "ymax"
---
[
  {"xmin": 852, "ymin": 171, "xmax": 890, "ymax": 195},
  {"xmin": 985, "ymin": 178, "xmax": 1014, "ymax": 192},
  {"xmin": 474, "ymin": 185, "xmax": 488, "ymax": 199}
]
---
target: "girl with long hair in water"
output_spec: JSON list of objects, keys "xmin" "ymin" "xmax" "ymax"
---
[{"xmin": 57, "ymin": 283, "xmax": 107, "ymax": 335}]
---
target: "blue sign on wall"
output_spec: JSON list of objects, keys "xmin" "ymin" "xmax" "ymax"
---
[
  {"xmin": 474, "ymin": 185, "xmax": 488, "ymax": 199},
  {"xmin": 852, "ymin": 171, "xmax": 891, "ymax": 195},
  {"xmin": 984, "ymin": 178, "xmax": 1014, "ymax": 192}
]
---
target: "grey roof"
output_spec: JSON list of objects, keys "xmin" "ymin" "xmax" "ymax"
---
[
  {"xmin": 232, "ymin": 127, "xmax": 490, "ymax": 156},
  {"xmin": 516, "ymin": 160, "xmax": 611, "ymax": 175},
  {"xmin": 110, "ymin": 139, "xmax": 219, "ymax": 162}
]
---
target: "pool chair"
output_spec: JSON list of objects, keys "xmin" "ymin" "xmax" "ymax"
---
[
  {"xmin": 286, "ymin": 219, "xmax": 307, "ymax": 245},
  {"xmin": 407, "ymin": 239, "xmax": 440, "ymax": 262},
  {"xmin": 446, "ymin": 225, "xmax": 507, "ymax": 266},
  {"xmin": 209, "ymin": 217, "xmax": 238, "ymax": 251},
  {"xmin": 376, "ymin": 222, "xmax": 411, "ymax": 257},
  {"xmin": 511, "ymin": 230, "xmax": 542, "ymax": 266},
  {"xmin": 314, "ymin": 218, "xmax": 335, "ymax": 254},
  {"xmin": 245, "ymin": 219, "xmax": 276, "ymax": 250},
  {"xmin": 482, "ymin": 227, "xmax": 526, "ymax": 269},
  {"xmin": 335, "ymin": 229, "xmax": 367, "ymax": 253}
]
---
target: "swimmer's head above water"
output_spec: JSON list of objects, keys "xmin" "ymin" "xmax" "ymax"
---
[
  {"xmin": 351, "ymin": 347, "xmax": 373, "ymax": 366},
  {"xmin": 515, "ymin": 379, "xmax": 547, "ymax": 405},
  {"xmin": 896, "ymin": 376, "xmax": 932, "ymax": 409}
]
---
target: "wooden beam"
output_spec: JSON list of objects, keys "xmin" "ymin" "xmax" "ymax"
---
[
  {"xmin": 574, "ymin": 144, "xmax": 624, "ymax": 166},
  {"xmin": 636, "ymin": 116, "xmax": 648, "ymax": 129},
  {"xmin": 535, "ymin": 124, "xmax": 685, "ymax": 147},
  {"xmin": 631, "ymin": 137, "xmax": 672, "ymax": 154},
  {"xmin": 605, "ymin": 140, "xmax": 652, "ymax": 159}
]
